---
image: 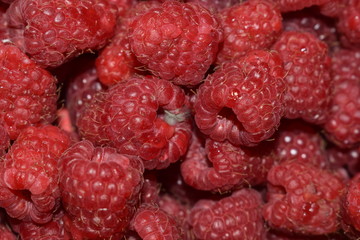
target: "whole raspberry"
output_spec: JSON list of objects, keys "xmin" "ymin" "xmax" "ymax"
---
[
  {"xmin": 194, "ymin": 50, "xmax": 286, "ymax": 146},
  {"xmin": 268, "ymin": 0, "xmax": 331, "ymax": 12},
  {"xmin": 263, "ymin": 161, "xmax": 345, "ymax": 235},
  {"xmin": 0, "ymin": 42, "xmax": 58, "ymax": 140},
  {"xmin": 6, "ymin": 0, "xmax": 117, "ymax": 68},
  {"xmin": 181, "ymin": 132, "xmax": 276, "ymax": 192},
  {"xmin": 216, "ymin": 0, "xmax": 282, "ymax": 64},
  {"xmin": 337, "ymin": 0, "xmax": 360, "ymax": 46},
  {"xmin": 95, "ymin": 28, "xmax": 142, "ymax": 86},
  {"xmin": 272, "ymin": 31, "xmax": 332, "ymax": 124},
  {"xmin": 323, "ymin": 49, "xmax": 360, "ymax": 148},
  {"xmin": 66, "ymin": 66, "xmax": 107, "ymax": 126},
  {"xmin": 189, "ymin": 188, "xmax": 266, "ymax": 240},
  {"xmin": 77, "ymin": 76, "xmax": 192, "ymax": 170},
  {"xmin": 59, "ymin": 140, "xmax": 144, "ymax": 239},
  {"xmin": 0, "ymin": 125, "xmax": 71, "ymax": 224},
  {"xmin": 128, "ymin": 1, "xmax": 223, "ymax": 86},
  {"xmin": 274, "ymin": 120, "xmax": 328, "ymax": 169},
  {"xmin": 130, "ymin": 204, "xmax": 183, "ymax": 240}
]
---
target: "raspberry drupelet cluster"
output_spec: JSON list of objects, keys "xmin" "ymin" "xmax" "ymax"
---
[{"xmin": 0, "ymin": 0, "xmax": 360, "ymax": 239}]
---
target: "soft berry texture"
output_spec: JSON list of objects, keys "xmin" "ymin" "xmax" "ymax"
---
[
  {"xmin": 337, "ymin": 0, "xmax": 360, "ymax": 46},
  {"xmin": 59, "ymin": 140, "xmax": 144, "ymax": 239},
  {"xmin": 274, "ymin": 120, "xmax": 328, "ymax": 169},
  {"xmin": 263, "ymin": 161, "xmax": 345, "ymax": 235},
  {"xmin": 272, "ymin": 31, "xmax": 332, "ymax": 124},
  {"xmin": 194, "ymin": 50, "xmax": 286, "ymax": 146},
  {"xmin": 130, "ymin": 204, "xmax": 183, "ymax": 240},
  {"xmin": 268, "ymin": 0, "xmax": 331, "ymax": 12},
  {"xmin": 0, "ymin": 123, "xmax": 10, "ymax": 157},
  {"xmin": 324, "ymin": 49, "xmax": 360, "ymax": 148},
  {"xmin": 189, "ymin": 188, "xmax": 265, "ymax": 240},
  {"xmin": 77, "ymin": 76, "xmax": 192, "ymax": 170},
  {"xmin": 0, "ymin": 42, "xmax": 58, "ymax": 140},
  {"xmin": 185, "ymin": 0, "xmax": 238, "ymax": 13},
  {"xmin": 343, "ymin": 173, "xmax": 360, "ymax": 233},
  {"xmin": 6, "ymin": 0, "xmax": 117, "ymax": 68},
  {"xmin": 0, "ymin": 222, "xmax": 16, "ymax": 240},
  {"xmin": 128, "ymin": 1, "xmax": 223, "ymax": 86},
  {"xmin": 216, "ymin": 0, "xmax": 282, "ymax": 64},
  {"xmin": 0, "ymin": 125, "xmax": 71, "ymax": 224},
  {"xmin": 95, "ymin": 28, "xmax": 141, "ymax": 86},
  {"xmin": 181, "ymin": 132, "xmax": 276, "ymax": 192}
]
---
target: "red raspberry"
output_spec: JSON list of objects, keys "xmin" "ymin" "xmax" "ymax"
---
[
  {"xmin": 0, "ymin": 42, "xmax": 58, "ymax": 140},
  {"xmin": 263, "ymin": 161, "xmax": 345, "ymax": 235},
  {"xmin": 324, "ymin": 49, "xmax": 360, "ymax": 148},
  {"xmin": 327, "ymin": 145, "xmax": 360, "ymax": 175},
  {"xmin": 130, "ymin": 204, "xmax": 183, "ymax": 240},
  {"xmin": 0, "ymin": 125, "xmax": 71, "ymax": 224},
  {"xmin": 128, "ymin": 1, "xmax": 223, "ymax": 86},
  {"xmin": 185, "ymin": 0, "xmax": 238, "ymax": 13},
  {"xmin": 140, "ymin": 172, "xmax": 160, "ymax": 205},
  {"xmin": 216, "ymin": 0, "xmax": 282, "ymax": 64},
  {"xmin": 194, "ymin": 50, "xmax": 286, "ymax": 146},
  {"xmin": 181, "ymin": 132, "xmax": 275, "ymax": 192},
  {"xmin": 343, "ymin": 173, "xmax": 360, "ymax": 233},
  {"xmin": 268, "ymin": 0, "xmax": 331, "ymax": 12},
  {"xmin": 107, "ymin": 0, "xmax": 137, "ymax": 18},
  {"xmin": 77, "ymin": 76, "xmax": 192, "ymax": 170},
  {"xmin": 95, "ymin": 29, "xmax": 141, "ymax": 86},
  {"xmin": 0, "ymin": 123, "xmax": 10, "ymax": 158},
  {"xmin": 66, "ymin": 66, "xmax": 107, "ymax": 126},
  {"xmin": 274, "ymin": 120, "xmax": 328, "ymax": 169},
  {"xmin": 6, "ymin": 0, "xmax": 117, "ymax": 68},
  {"xmin": 0, "ymin": 222, "xmax": 16, "ymax": 240},
  {"xmin": 59, "ymin": 140, "xmax": 144, "ymax": 239},
  {"xmin": 272, "ymin": 31, "xmax": 332, "ymax": 124},
  {"xmin": 189, "ymin": 188, "xmax": 265, "ymax": 240},
  {"xmin": 337, "ymin": 0, "xmax": 360, "ymax": 46},
  {"xmin": 320, "ymin": 0, "xmax": 348, "ymax": 18}
]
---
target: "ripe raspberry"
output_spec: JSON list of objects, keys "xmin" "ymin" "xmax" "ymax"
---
[
  {"xmin": 130, "ymin": 204, "xmax": 183, "ymax": 240},
  {"xmin": 274, "ymin": 120, "xmax": 328, "ymax": 169},
  {"xmin": 216, "ymin": 0, "xmax": 282, "ymax": 64},
  {"xmin": 6, "ymin": 0, "xmax": 117, "ymax": 68},
  {"xmin": 77, "ymin": 76, "xmax": 192, "ymax": 170},
  {"xmin": 0, "ymin": 123, "xmax": 10, "ymax": 158},
  {"xmin": 95, "ymin": 29, "xmax": 141, "ymax": 86},
  {"xmin": 189, "ymin": 188, "xmax": 265, "ymax": 240},
  {"xmin": 59, "ymin": 140, "xmax": 144, "ymax": 239},
  {"xmin": 185, "ymin": 0, "xmax": 238, "ymax": 13},
  {"xmin": 181, "ymin": 132, "xmax": 276, "ymax": 192},
  {"xmin": 194, "ymin": 50, "xmax": 286, "ymax": 146},
  {"xmin": 66, "ymin": 66, "xmax": 107, "ymax": 126},
  {"xmin": 268, "ymin": 0, "xmax": 331, "ymax": 12},
  {"xmin": 140, "ymin": 172, "xmax": 160, "ymax": 205},
  {"xmin": 343, "ymin": 173, "xmax": 360, "ymax": 233},
  {"xmin": 128, "ymin": 1, "xmax": 223, "ymax": 86},
  {"xmin": 0, "ymin": 221, "xmax": 16, "ymax": 240},
  {"xmin": 0, "ymin": 42, "xmax": 58, "ymax": 140},
  {"xmin": 263, "ymin": 161, "xmax": 345, "ymax": 235},
  {"xmin": 337, "ymin": 0, "xmax": 360, "ymax": 46},
  {"xmin": 0, "ymin": 125, "xmax": 71, "ymax": 224},
  {"xmin": 320, "ymin": 0, "xmax": 348, "ymax": 18},
  {"xmin": 327, "ymin": 145, "xmax": 360, "ymax": 175},
  {"xmin": 325, "ymin": 49, "xmax": 360, "ymax": 148},
  {"xmin": 107, "ymin": 0, "xmax": 137, "ymax": 18},
  {"xmin": 272, "ymin": 31, "xmax": 332, "ymax": 124}
]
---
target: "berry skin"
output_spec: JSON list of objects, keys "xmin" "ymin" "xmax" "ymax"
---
[
  {"xmin": 130, "ymin": 204, "xmax": 183, "ymax": 240},
  {"xmin": 274, "ymin": 120, "xmax": 328, "ymax": 169},
  {"xmin": 267, "ymin": 0, "xmax": 331, "ymax": 12},
  {"xmin": 263, "ymin": 161, "xmax": 345, "ymax": 235},
  {"xmin": 337, "ymin": 0, "xmax": 360, "ymax": 46},
  {"xmin": 343, "ymin": 173, "xmax": 360, "ymax": 233},
  {"xmin": 128, "ymin": 1, "xmax": 223, "ymax": 86},
  {"xmin": 0, "ymin": 222, "xmax": 16, "ymax": 240},
  {"xmin": 59, "ymin": 140, "xmax": 144, "ymax": 239},
  {"xmin": 216, "ymin": 0, "xmax": 282, "ymax": 64},
  {"xmin": 189, "ymin": 188, "xmax": 265, "ymax": 240},
  {"xmin": 181, "ymin": 132, "xmax": 276, "ymax": 192},
  {"xmin": 0, "ymin": 125, "xmax": 71, "ymax": 224},
  {"xmin": 0, "ymin": 42, "xmax": 58, "ymax": 140},
  {"xmin": 185, "ymin": 0, "xmax": 238, "ymax": 13},
  {"xmin": 194, "ymin": 50, "xmax": 286, "ymax": 146},
  {"xmin": 6, "ymin": 0, "xmax": 117, "ymax": 68},
  {"xmin": 272, "ymin": 31, "xmax": 332, "ymax": 124},
  {"xmin": 0, "ymin": 123, "xmax": 10, "ymax": 158},
  {"xmin": 77, "ymin": 76, "xmax": 192, "ymax": 170}
]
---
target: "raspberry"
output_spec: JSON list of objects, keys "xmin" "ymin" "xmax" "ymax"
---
[
  {"xmin": 337, "ymin": 0, "xmax": 360, "ymax": 46},
  {"xmin": 0, "ymin": 42, "xmax": 58, "ymax": 140},
  {"xmin": 0, "ymin": 221, "xmax": 16, "ymax": 240},
  {"xmin": 216, "ymin": 0, "xmax": 282, "ymax": 64},
  {"xmin": 59, "ymin": 140, "xmax": 144, "ymax": 239},
  {"xmin": 327, "ymin": 145, "xmax": 360, "ymax": 175},
  {"xmin": 325, "ymin": 49, "xmax": 360, "ymax": 148},
  {"xmin": 140, "ymin": 172, "xmax": 160, "ymax": 205},
  {"xmin": 95, "ymin": 28, "xmax": 141, "ymax": 86},
  {"xmin": 185, "ymin": 0, "xmax": 238, "ymax": 13},
  {"xmin": 0, "ymin": 123, "xmax": 10, "ymax": 158},
  {"xmin": 343, "ymin": 173, "xmax": 360, "ymax": 233},
  {"xmin": 128, "ymin": 1, "xmax": 223, "ymax": 86},
  {"xmin": 274, "ymin": 120, "xmax": 328, "ymax": 169},
  {"xmin": 181, "ymin": 132, "xmax": 275, "ymax": 192},
  {"xmin": 77, "ymin": 76, "xmax": 192, "ymax": 170},
  {"xmin": 272, "ymin": 31, "xmax": 332, "ymax": 124},
  {"xmin": 189, "ymin": 188, "xmax": 266, "ymax": 240},
  {"xmin": 66, "ymin": 66, "xmax": 107, "ymax": 126},
  {"xmin": 107, "ymin": 0, "xmax": 136, "ymax": 18},
  {"xmin": 263, "ymin": 161, "xmax": 345, "ymax": 235},
  {"xmin": 6, "ymin": 0, "xmax": 117, "ymax": 68},
  {"xmin": 268, "ymin": 0, "xmax": 331, "ymax": 12},
  {"xmin": 194, "ymin": 50, "xmax": 286, "ymax": 146},
  {"xmin": 0, "ymin": 125, "xmax": 71, "ymax": 224}
]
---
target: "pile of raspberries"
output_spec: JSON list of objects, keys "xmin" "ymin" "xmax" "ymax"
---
[{"xmin": 1, "ymin": 0, "xmax": 360, "ymax": 239}]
